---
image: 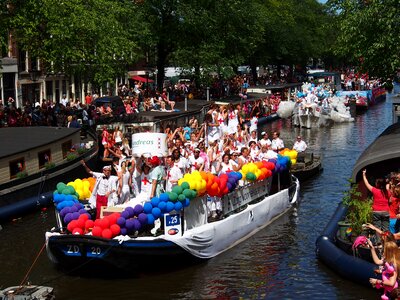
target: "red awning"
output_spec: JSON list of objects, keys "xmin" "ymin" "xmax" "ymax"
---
[{"xmin": 131, "ymin": 75, "xmax": 154, "ymax": 83}]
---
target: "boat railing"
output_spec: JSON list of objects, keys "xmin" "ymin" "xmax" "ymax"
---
[{"xmin": 221, "ymin": 177, "xmax": 273, "ymax": 216}]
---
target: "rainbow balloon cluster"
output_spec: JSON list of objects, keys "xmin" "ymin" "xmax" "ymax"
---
[
  {"xmin": 239, "ymin": 161, "xmax": 275, "ymax": 183},
  {"xmin": 279, "ymin": 149, "xmax": 298, "ymax": 165}
]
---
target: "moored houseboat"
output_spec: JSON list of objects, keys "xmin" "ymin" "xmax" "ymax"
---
[{"xmin": 0, "ymin": 127, "xmax": 98, "ymax": 223}]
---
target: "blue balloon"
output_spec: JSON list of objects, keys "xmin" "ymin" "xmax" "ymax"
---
[
  {"xmin": 151, "ymin": 197, "xmax": 160, "ymax": 207},
  {"xmin": 158, "ymin": 201, "xmax": 167, "ymax": 212},
  {"xmin": 152, "ymin": 207, "xmax": 161, "ymax": 219},
  {"xmin": 147, "ymin": 214, "xmax": 155, "ymax": 225},
  {"xmin": 166, "ymin": 201, "xmax": 175, "ymax": 213},
  {"xmin": 159, "ymin": 193, "xmax": 169, "ymax": 202},
  {"xmin": 183, "ymin": 198, "xmax": 190, "ymax": 207},
  {"xmin": 174, "ymin": 202, "xmax": 183, "ymax": 212},
  {"xmin": 143, "ymin": 202, "xmax": 153, "ymax": 214}
]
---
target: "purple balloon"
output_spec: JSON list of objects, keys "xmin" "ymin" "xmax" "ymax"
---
[
  {"xmin": 74, "ymin": 202, "xmax": 84, "ymax": 209},
  {"xmin": 64, "ymin": 213, "xmax": 73, "ymax": 224},
  {"xmin": 117, "ymin": 217, "xmax": 126, "ymax": 227},
  {"xmin": 133, "ymin": 204, "xmax": 143, "ymax": 216},
  {"xmin": 78, "ymin": 208, "xmax": 87, "ymax": 215},
  {"xmin": 71, "ymin": 212, "xmax": 80, "ymax": 220},
  {"xmin": 121, "ymin": 210, "xmax": 130, "ymax": 219},
  {"xmin": 125, "ymin": 207, "xmax": 135, "ymax": 218},
  {"xmin": 138, "ymin": 213, "xmax": 147, "ymax": 225},
  {"xmin": 120, "ymin": 228, "xmax": 128, "ymax": 235},
  {"xmin": 125, "ymin": 219, "xmax": 135, "ymax": 231},
  {"xmin": 70, "ymin": 205, "xmax": 78, "ymax": 213},
  {"xmin": 133, "ymin": 219, "xmax": 141, "ymax": 231}
]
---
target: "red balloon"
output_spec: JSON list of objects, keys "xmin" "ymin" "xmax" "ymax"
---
[
  {"xmin": 76, "ymin": 218, "xmax": 86, "ymax": 229},
  {"xmin": 102, "ymin": 228, "xmax": 113, "ymax": 239},
  {"xmin": 92, "ymin": 226, "xmax": 102, "ymax": 237},
  {"xmin": 99, "ymin": 218, "xmax": 110, "ymax": 229},
  {"xmin": 110, "ymin": 224, "xmax": 121, "ymax": 236},
  {"xmin": 94, "ymin": 219, "xmax": 102, "ymax": 227},
  {"xmin": 79, "ymin": 213, "xmax": 89, "ymax": 221},
  {"xmin": 85, "ymin": 219, "xmax": 95, "ymax": 231},
  {"xmin": 67, "ymin": 220, "xmax": 78, "ymax": 233}
]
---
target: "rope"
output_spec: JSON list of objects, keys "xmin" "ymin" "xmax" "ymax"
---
[{"xmin": 19, "ymin": 242, "xmax": 46, "ymax": 287}]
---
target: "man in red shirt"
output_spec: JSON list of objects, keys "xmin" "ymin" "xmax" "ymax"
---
[{"xmin": 85, "ymin": 93, "xmax": 92, "ymax": 105}]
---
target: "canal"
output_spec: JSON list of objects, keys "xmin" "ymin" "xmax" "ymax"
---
[{"xmin": 0, "ymin": 87, "xmax": 398, "ymax": 299}]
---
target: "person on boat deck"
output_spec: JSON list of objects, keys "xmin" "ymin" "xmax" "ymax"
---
[
  {"xmin": 271, "ymin": 131, "xmax": 285, "ymax": 152},
  {"xmin": 248, "ymin": 140, "xmax": 259, "ymax": 162},
  {"xmin": 248, "ymin": 129, "xmax": 258, "ymax": 144},
  {"xmin": 172, "ymin": 148, "xmax": 189, "ymax": 174},
  {"xmin": 148, "ymin": 156, "xmax": 166, "ymax": 198},
  {"xmin": 258, "ymin": 131, "xmax": 271, "ymax": 149},
  {"xmin": 118, "ymin": 159, "xmax": 134, "ymax": 204},
  {"xmin": 363, "ymin": 169, "xmax": 390, "ymax": 233},
  {"xmin": 388, "ymin": 184, "xmax": 400, "ymax": 234},
  {"xmin": 81, "ymin": 162, "xmax": 120, "ymax": 219},
  {"xmin": 188, "ymin": 148, "xmax": 205, "ymax": 172},
  {"xmin": 293, "ymin": 136, "xmax": 307, "ymax": 153},
  {"xmin": 367, "ymin": 236, "xmax": 400, "ymax": 297},
  {"xmin": 165, "ymin": 155, "xmax": 182, "ymax": 192}
]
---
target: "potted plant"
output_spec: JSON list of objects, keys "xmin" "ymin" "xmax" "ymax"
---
[
  {"xmin": 44, "ymin": 162, "xmax": 56, "ymax": 169},
  {"xmin": 340, "ymin": 179, "xmax": 373, "ymax": 238}
]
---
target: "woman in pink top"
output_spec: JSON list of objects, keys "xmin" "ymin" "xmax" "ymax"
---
[{"xmin": 363, "ymin": 169, "xmax": 390, "ymax": 232}]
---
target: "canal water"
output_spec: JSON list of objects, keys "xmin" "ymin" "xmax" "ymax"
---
[{"xmin": 0, "ymin": 88, "xmax": 398, "ymax": 300}]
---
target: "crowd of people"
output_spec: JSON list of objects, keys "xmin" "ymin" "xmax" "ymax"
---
[
  {"xmin": 94, "ymin": 100, "xmax": 308, "ymax": 223},
  {"xmin": 358, "ymin": 170, "xmax": 400, "ymax": 298}
]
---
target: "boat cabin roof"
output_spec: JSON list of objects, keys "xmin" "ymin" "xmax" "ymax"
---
[
  {"xmin": 352, "ymin": 122, "xmax": 400, "ymax": 182},
  {"xmin": 0, "ymin": 127, "xmax": 80, "ymax": 159}
]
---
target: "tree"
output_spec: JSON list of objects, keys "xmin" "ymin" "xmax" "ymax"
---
[
  {"xmin": 328, "ymin": 0, "xmax": 400, "ymax": 78},
  {"xmin": 9, "ymin": 0, "xmax": 141, "ymax": 87}
]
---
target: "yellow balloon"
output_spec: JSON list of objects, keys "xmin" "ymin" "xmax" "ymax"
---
[
  {"xmin": 242, "ymin": 165, "xmax": 249, "ymax": 173},
  {"xmin": 291, "ymin": 158, "xmax": 297, "ymax": 165}
]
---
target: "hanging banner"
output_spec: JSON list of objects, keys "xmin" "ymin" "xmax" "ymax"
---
[{"xmin": 131, "ymin": 133, "xmax": 167, "ymax": 157}]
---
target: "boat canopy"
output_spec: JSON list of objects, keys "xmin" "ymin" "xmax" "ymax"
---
[{"xmin": 352, "ymin": 123, "xmax": 400, "ymax": 182}]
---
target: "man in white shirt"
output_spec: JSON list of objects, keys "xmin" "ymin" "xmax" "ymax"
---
[
  {"xmin": 81, "ymin": 162, "xmax": 120, "ymax": 219},
  {"xmin": 188, "ymin": 148, "xmax": 204, "ymax": 172},
  {"xmin": 293, "ymin": 136, "xmax": 307, "ymax": 153},
  {"xmin": 259, "ymin": 131, "xmax": 271, "ymax": 148},
  {"xmin": 271, "ymin": 131, "xmax": 285, "ymax": 152}
]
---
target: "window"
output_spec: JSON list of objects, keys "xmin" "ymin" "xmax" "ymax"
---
[
  {"xmin": 62, "ymin": 140, "xmax": 72, "ymax": 158},
  {"xmin": 38, "ymin": 149, "xmax": 51, "ymax": 169},
  {"xmin": 9, "ymin": 158, "xmax": 26, "ymax": 179}
]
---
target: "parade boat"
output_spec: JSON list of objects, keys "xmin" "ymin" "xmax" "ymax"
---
[
  {"xmin": 290, "ymin": 152, "xmax": 322, "ymax": 182},
  {"xmin": 0, "ymin": 127, "xmax": 98, "ymax": 224},
  {"xmin": 45, "ymin": 168, "xmax": 300, "ymax": 273},
  {"xmin": 316, "ymin": 121, "xmax": 400, "ymax": 286}
]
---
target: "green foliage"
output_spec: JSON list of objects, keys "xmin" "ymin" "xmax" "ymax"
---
[
  {"xmin": 44, "ymin": 162, "xmax": 56, "ymax": 169},
  {"xmin": 16, "ymin": 170, "xmax": 28, "ymax": 179},
  {"xmin": 342, "ymin": 179, "xmax": 372, "ymax": 236},
  {"xmin": 329, "ymin": 0, "xmax": 400, "ymax": 78},
  {"xmin": 66, "ymin": 153, "xmax": 78, "ymax": 161}
]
